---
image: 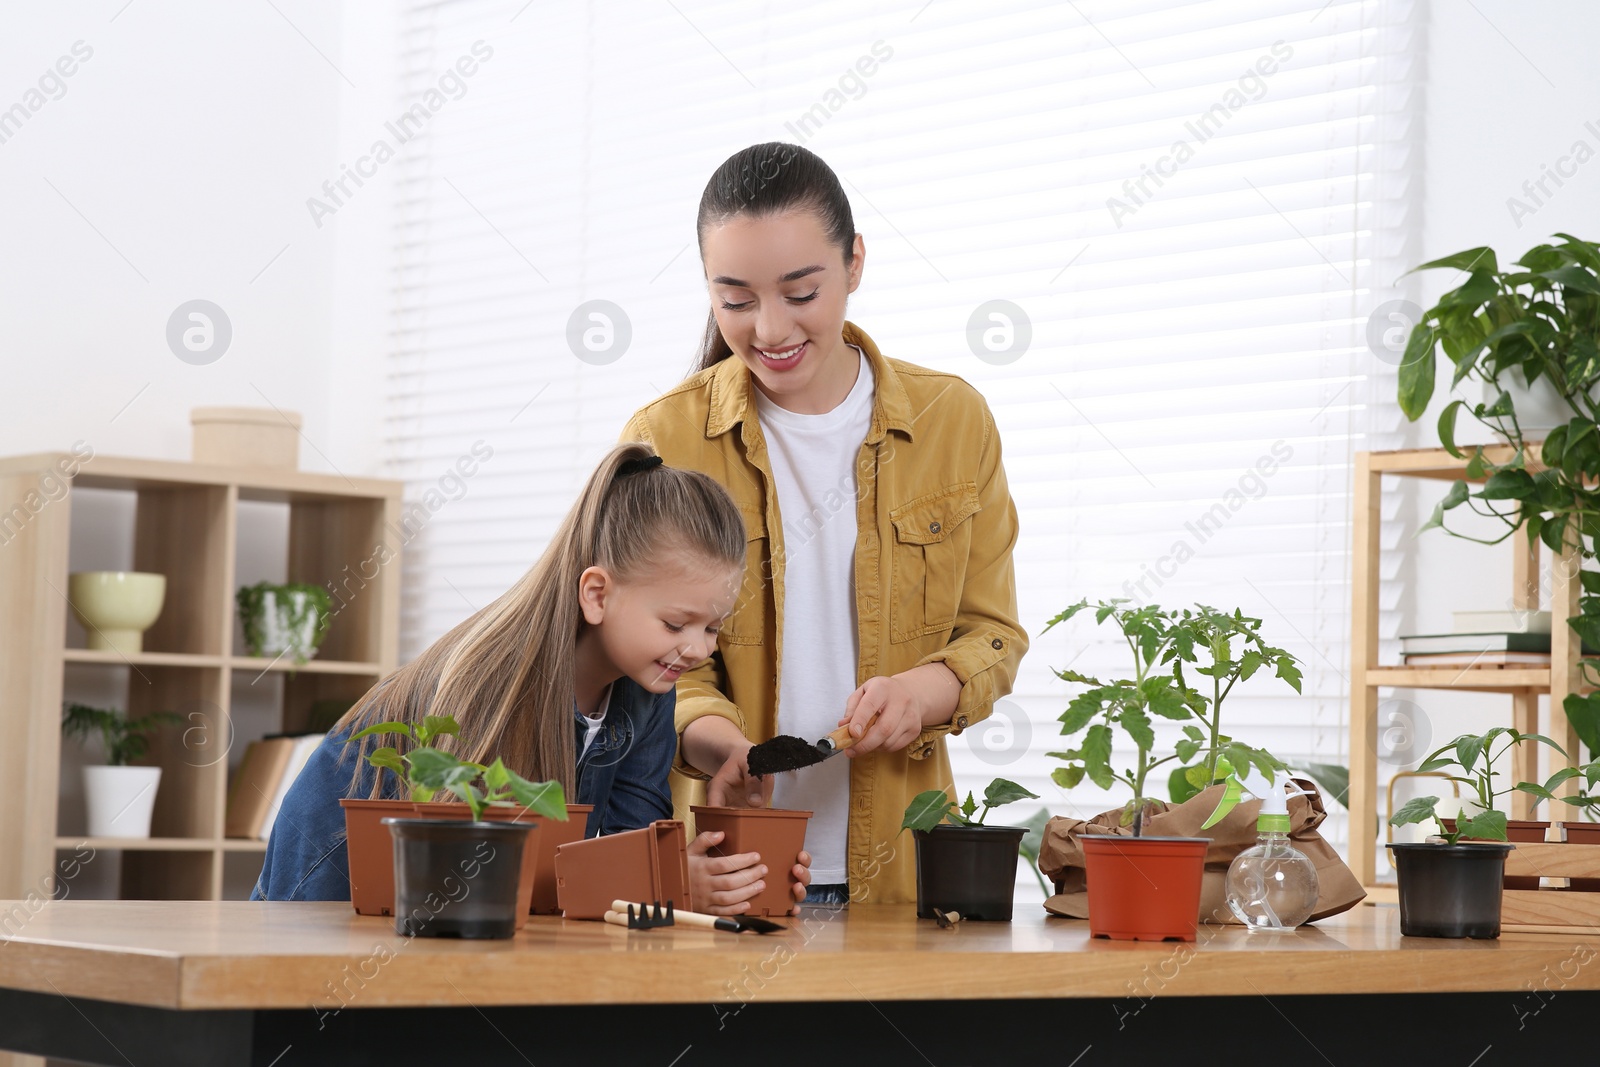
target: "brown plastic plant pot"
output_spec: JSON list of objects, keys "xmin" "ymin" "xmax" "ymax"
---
[
  {"xmin": 339, "ymin": 798, "xmax": 419, "ymax": 916},
  {"xmin": 1080, "ymin": 834, "xmax": 1208, "ymax": 942},
  {"xmin": 1443, "ymin": 818, "xmax": 1550, "ymax": 891},
  {"xmin": 411, "ymin": 803, "xmax": 543, "ymax": 929},
  {"xmin": 384, "ymin": 818, "xmax": 533, "ymax": 939},
  {"xmin": 532, "ymin": 805, "xmax": 593, "ymax": 914},
  {"xmin": 554, "ymin": 820, "xmax": 691, "ymax": 920},
  {"xmin": 690, "ymin": 805, "xmax": 812, "ymax": 917},
  {"xmin": 1560, "ymin": 822, "xmax": 1600, "ymax": 891}
]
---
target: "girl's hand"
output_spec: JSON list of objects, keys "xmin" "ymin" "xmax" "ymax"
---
[
  {"xmin": 791, "ymin": 849, "xmax": 814, "ymax": 904},
  {"xmin": 706, "ymin": 742, "xmax": 774, "ymax": 808},
  {"xmin": 837, "ymin": 675, "xmax": 926, "ymax": 757},
  {"xmin": 687, "ymin": 831, "xmax": 767, "ymax": 915}
]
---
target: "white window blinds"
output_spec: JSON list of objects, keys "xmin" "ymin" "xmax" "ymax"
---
[{"xmin": 384, "ymin": 0, "xmax": 1422, "ymax": 888}]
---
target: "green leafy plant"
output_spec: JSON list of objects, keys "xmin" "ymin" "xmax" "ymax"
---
[
  {"xmin": 1389, "ymin": 727, "xmax": 1571, "ymax": 843},
  {"xmin": 1044, "ymin": 599, "xmax": 1299, "ymax": 834},
  {"xmin": 1397, "ymin": 235, "xmax": 1600, "ymax": 709},
  {"xmin": 901, "ymin": 778, "xmax": 1040, "ymax": 833},
  {"xmin": 61, "ymin": 703, "xmax": 184, "ymax": 766},
  {"xmin": 346, "ymin": 715, "xmax": 567, "ymax": 823},
  {"xmin": 1016, "ymin": 807, "xmax": 1054, "ymax": 897},
  {"xmin": 236, "ymin": 581, "xmax": 333, "ymax": 665}
]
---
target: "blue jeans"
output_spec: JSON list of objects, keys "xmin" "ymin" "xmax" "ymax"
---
[{"xmin": 803, "ymin": 882, "xmax": 849, "ymax": 908}]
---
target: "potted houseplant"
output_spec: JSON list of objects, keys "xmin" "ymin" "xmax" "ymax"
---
[
  {"xmin": 61, "ymin": 702, "xmax": 183, "ymax": 838},
  {"xmin": 339, "ymin": 715, "xmax": 566, "ymax": 927},
  {"xmin": 1397, "ymin": 235, "xmax": 1600, "ymax": 704},
  {"xmin": 1388, "ymin": 727, "xmax": 1569, "ymax": 937},
  {"xmin": 237, "ymin": 580, "xmax": 333, "ymax": 664},
  {"xmin": 690, "ymin": 804, "xmax": 813, "ymax": 917},
  {"xmin": 901, "ymin": 778, "xmax": 1039, "ymax": 921},
  {"xmin": 1045, "ymin": 599, "xmax": 1297, "ymax": 941}
]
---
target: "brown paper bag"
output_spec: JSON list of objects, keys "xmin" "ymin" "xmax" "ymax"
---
[{"xmin": 1037, "ymin": 778, "xmax": 1365, "ymax": 924}]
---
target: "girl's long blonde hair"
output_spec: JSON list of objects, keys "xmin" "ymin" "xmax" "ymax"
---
[{"xmin": 337, "ymin": 442, "xmax": 745, "ymax": 797}]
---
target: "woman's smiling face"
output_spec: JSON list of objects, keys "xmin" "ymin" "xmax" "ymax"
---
[{"xmin": 700, "ymin": 209, "xmax": 865, "ymax": 414}]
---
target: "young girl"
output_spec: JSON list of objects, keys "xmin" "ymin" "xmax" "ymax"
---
[
  {"xmin": 252, "ymin": 443, "xmax": 812, "ymax": 914},
  {"xmin": 623, "ymin": 143, "xmax": 1028, "ymax": 908}
]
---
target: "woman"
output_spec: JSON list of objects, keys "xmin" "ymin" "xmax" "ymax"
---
[{"xmin": 623, "ymin": 143, "xmax": 1027, "ymax": 906}]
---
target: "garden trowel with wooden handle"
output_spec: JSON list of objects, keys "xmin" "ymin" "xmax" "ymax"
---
[{"xmin": 746, "ymin": 717, "xmax": 875, "ymax": 778}]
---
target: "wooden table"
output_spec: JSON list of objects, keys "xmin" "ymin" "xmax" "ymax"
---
[{"xmin": 3, "ymin": 900, "xmax": 1599, "ymax": 1065}]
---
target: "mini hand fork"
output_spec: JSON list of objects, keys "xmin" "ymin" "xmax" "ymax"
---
[{"xmin": 601, "ymin": 900, "xmax": 675, "ymax": 930}]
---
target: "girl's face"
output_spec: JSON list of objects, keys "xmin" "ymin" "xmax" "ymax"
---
[
  {"xmin": 578, "ymin": 554, "xmax": 742, "ymax": 693},
  {"xmin": 701, "ymin": 209, "xmax": 865, "ymax": 414}
]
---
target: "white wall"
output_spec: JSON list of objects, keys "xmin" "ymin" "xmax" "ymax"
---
[{"xmin": 0, "ymin": 1, "xmax": 394, "ymax": 473}]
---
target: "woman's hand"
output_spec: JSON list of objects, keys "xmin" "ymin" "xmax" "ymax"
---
[
  {"xmin": 706, "ymin": 742, "xmax": 774, "ymax": 808},
  {"xmin": 836, "ymin": 676, "xmax": 927, "ymax": 757}
]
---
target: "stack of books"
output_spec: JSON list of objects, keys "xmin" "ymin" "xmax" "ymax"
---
[
  {"xmin": 224, "ymin": 732, "xmax": 325, "ymax": 840},
  {"xmin": 1399, "ymin": 610, "xmax": 1554, "ymax": 666}
]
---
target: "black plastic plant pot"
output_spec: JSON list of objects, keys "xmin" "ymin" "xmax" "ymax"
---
[
  {"xmin": 1387, "ymin": 842, "xmax": 1515, "ymax": 939},
  {"xmin": 913, "ymin": 824, "xmax": 1027, "ymax": 921},
  {"xmin": 384, "ymin": 818, "xmax": 533, "ymax": 940}
]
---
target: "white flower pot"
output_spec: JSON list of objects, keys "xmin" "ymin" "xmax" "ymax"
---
[
  {"xmin": 249, "ymin": 588, "xmax": 322, "ymax": 662},
  {"xmin": 84, "ymin": 765, "xmax": 162, "ymax": 838}
]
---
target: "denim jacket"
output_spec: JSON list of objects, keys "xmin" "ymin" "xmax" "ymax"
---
[{"xmin": 251, "ymin": 677, "xmax": 675, "ymax": 901}]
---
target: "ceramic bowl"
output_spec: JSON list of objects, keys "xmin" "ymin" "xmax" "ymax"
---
[{"xmin": 69, "ymin": 571, "xmax": 166, "ymax": 655}]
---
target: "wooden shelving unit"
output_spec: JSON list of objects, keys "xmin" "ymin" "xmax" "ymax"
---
[
  {"xmin": 0, "ymin": 452, "xmax": 402, "ymax": 902},
  {"xmin": 1349, "ymin": 444, "xmax": 1585, "ymax": 904}
]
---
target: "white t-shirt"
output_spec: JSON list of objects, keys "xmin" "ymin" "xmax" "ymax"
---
[
  {"xmin": 754, "ymin": 347, "xmax": 874, "ymax": 884},
  {"xmin": 579, "ymin": 684, "xmax": 613, "ymax": 758}
]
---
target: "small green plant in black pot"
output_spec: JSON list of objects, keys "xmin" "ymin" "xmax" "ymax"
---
[
  {"xmin": 1387, "ymin": 727, "xmax": 1569, "ymax": 939},
  {"xmin": 902, "ymin": 778, "xmax": 1039, "ymax": 922}
]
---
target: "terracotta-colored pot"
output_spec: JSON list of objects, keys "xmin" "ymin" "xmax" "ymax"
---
[
  {"xmin": 411, "ymin": 803, "xmax": 543, "ymax": 929},
  {"xmin": 1560, "ymin": 822, "xmax": 1600, "ymax": 891},
  {"xmin": 339, "ymin": 798, "xmax": 419, "ymax": 916},
  {"xmin": 690, "ymin": 805, "xmax": 812, "ymax": 917},
  {"xmin": 554, "ymin": 820, "xmax": 691, "ymax": 919},
  {"xmin": 532, "ymin": 805, "xmax": 593, "ymax": 914},
  {"xmin": 1444, "ymin": 818, "xmax": 1550, "ymax": 890},
  {"xmin": 1080, "ymin": 834, "xmax": 1207, "ymax": 942}
]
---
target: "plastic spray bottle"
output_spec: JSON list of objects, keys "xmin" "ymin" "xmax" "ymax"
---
[{"xmin": 1202, "ymin": 770, "xmax": 1319, "ymax": 931}]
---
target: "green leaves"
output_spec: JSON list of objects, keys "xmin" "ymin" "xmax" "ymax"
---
[
  {"xmin": 901, "ymin": 779, "xmax": 1040, "ymax": 832},
  {"xmin": 61, "ymin": 703, "xmax": 185, "ymax": 767},
  {"xmin": 1397, "ymin": 321, "xmax": 1437, "ymax": 421},
  {"xmin": 901, "ymin": 789, "xmax": 957, "ymax": 833},
  {"xmin": 1046, "ymin": 598, "xmax": 1299, "ymax": 812},
  {"xmin": 1300, "ymin": 762, "xmax": 1350, "ymax": 809},
  {"xmin": 345, "ymin": 714, "xmax": 566, "ymax": 821},
  {"xmin": 982, "ymin": 778, "xmax": 1041, "ymax": 810},
  {"xmin": 347, "ymin": 721, "xmax": 415, "ymax": 744},
  {"xmin": 1563, "ymin": 692, "xmax": 1600, "ymax": 761},
  {"xmin": 1400, "ymin": 237, "xmax": 1600, "ymax": 637},
  {"xmin": 1411, "ymin": 247, "xmax": 1499, "ymax": 275},
  {"xmin": 1082, "ymin": 724, "xmax": 1115, "ymax": 790},
  {"xmin": 1456, "ymin": 809, "xmax": 1508, "ymax": 842},
  {"xmin": 1390, "ymin": 795, "xmax": 1440, "ymax": 829}
]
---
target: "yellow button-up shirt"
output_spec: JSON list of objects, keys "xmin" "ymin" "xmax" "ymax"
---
[{"xmin": 621, "ymin": 321, "xmax": 1027, "ymax": 903}]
